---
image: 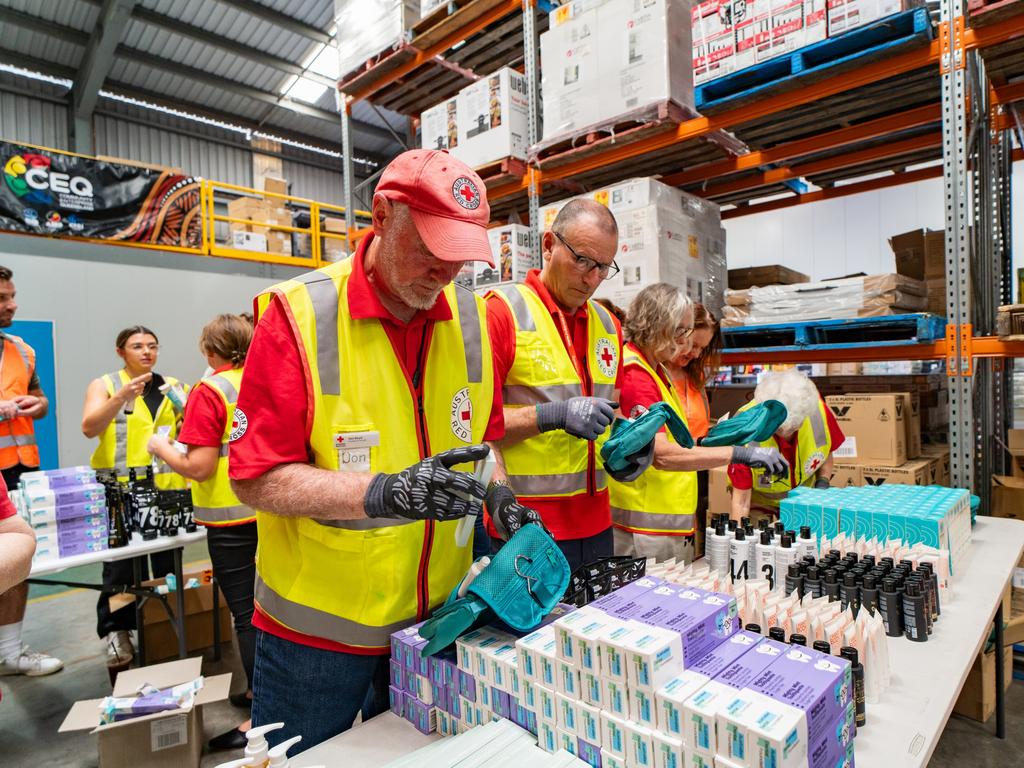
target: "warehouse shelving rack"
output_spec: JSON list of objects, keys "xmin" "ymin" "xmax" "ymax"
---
[{"xmin": 334, "ymin": 0, "xmax": 1024, "ymax": 498}]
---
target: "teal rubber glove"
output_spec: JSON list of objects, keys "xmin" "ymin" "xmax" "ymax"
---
[
  {"xmin": 700, "ymin": 400, "xmax": 788, "ymax": 447},
  {"xmin": 600, "ymin": 402, "xmax": 693, "ymax": 481}
]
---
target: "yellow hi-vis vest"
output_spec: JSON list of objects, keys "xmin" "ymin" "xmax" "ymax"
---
[
  {"xmin": 488, "ymin": 283, "xmax": 619, "ymax": 500},
  {"xmin": 90, "ymin": 370, "xmax": 187, "ymax": 490},
  {"xmin": 609, "ymin": 344, "xmax": 698, "ymax": 536},
  {"xmin": 736, "ymin": 398, "xmax": 832, "ymax": 511},
  {"xmin": 252, "ymin": 259, "xmax": 494, "ymax": 651},
  {"xmin": 190, "ymin": 367, "xmax": 254, "ymax": 526}
]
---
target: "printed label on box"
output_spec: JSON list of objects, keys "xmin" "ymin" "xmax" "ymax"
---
[{"xmin": 151, "ymin": 714, "xmax": 188, "ymax": 752}]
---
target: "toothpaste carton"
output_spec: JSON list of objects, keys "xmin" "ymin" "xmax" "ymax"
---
[
  {"xmin": 538, "ymin": 684, "xmax": 558, "ymax": 722},
  {"xmin": 556, "ymin": 691, "xmax": 582, "ymax": 734},
  {"xmin": 581, "ymin": 668, "xmax": 605, "ymax": 708},
  {"xmin": 557, "ymin": 727, "xmax": 579, "ymax": 756},
  {"xmin": 683, "ymin": 748, "xmax": 714, "ymax": 768},
  {"xmin": 625, "ymin": 720, "xmax": 656, "ymax": 768},
  {"xmin": 539, "ymin": 718, "xmax": 559, "ymax": 752},
  {"xmin": 516, "ymin": 625, "xmax": 557, "ymax": 683},
  {"xmin": 740, "ymin": 694, "xmax": 856, "ymax": 768},
  {"xmin": 574, "ymin": 614, "xmax": 628, "ymax": 675},
  {"xmin": 624, "ymin": 625, "xmax": 684, "ymax": 692},
  {"xmin": 630, "ymin": 683, "xmax": 658, "ymax": 728},
  {"xmin": 579, "ymin": 701, "xmax": 602, "ymax": 744},
  {"xmin": 715, "ymin": 637, "xmax": 789, "ymax": 691},
  {"xmin": 652, "ymin": 730, "xmax": 685, "ymax": 768},
  {"xmin": 578, "ymin": 738, "xmax": 603, "ymax": 767},
  {"xmin": 655, "ymin": 588, "xmax": 740, "ymax": 666},
  {"xmin": 605, "ymin": 677, "xmax": 630, "ymax": 718},
  {"xmin": 687, "ymin": 630, "xmax": 761, "ymax": 679},
  {"xmin": 554, "ymin": 607, "xmax": 606, "ymax": 662},
  {"xmin": 599, "ymin": 621, "xmax": 649, "ymax": 683},
  {"xmin": 603, "ymin": 749, "xmax": 628, "ymax": 768},
  {"xmin": 556, "ymin": 656, "xmax": 581, "ymax": 698},
  {"xmin": 656, "ymin": 670, "xmax": 712, "ymax": 737},
  {"xmin": 681, "ymin": 680, "xmax": 734, "ymax": 755},
  {"xmin": 601, "ymin": 710, "xmax": 629, "ymax": 758}
]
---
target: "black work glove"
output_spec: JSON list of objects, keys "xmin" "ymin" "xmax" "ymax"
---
[
  {"xmin": 486, "ymin": 482, "xmax": 546, "ymax": 540},
  {"xmin": 814, "ymin": 475, "xmax": 831, "ymax": 490},
  {"xmin": 365, "ymin": 445, "xmax": 490, "ymax": 521},
  {"xmin": 605, "ymin": 439, "xmax": 655, "ymax": 482},
  {"xmin": 731, "ymin": 446, "xmax": 789, "ymax": 479},
  {"xmin": 536, "ymin": 397, "xmax": 617, "ymax": 441}
]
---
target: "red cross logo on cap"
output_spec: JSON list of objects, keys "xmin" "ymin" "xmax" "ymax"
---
[{"xmin": 452, "ymin": 177, "xmax": 481, "ymax": 210}]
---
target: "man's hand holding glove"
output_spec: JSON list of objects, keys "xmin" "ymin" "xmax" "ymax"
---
[
  {"xmin": 365, "ymin": 444, "xmax": 490, "ymax": 521},
  {"xmin": 536, "ymin": 396, "xmax": 616, "ymax": 441},
  {"xmin": 731, "ymin": 446, "xmax": 789, "ymax": 479},
  {"xmin": 485, "ymin": 481, "xmax": 546, "ymax": 540}
]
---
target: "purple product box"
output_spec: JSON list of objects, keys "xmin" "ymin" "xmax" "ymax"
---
[
  {"xmin": 58, "ymin": 538, "xmax": 107, "ymax": 557},
  {"xmin": 657, "ymin": 588, "xmax": 739, "ymax": 664},
  {"xmin": 430, "ymin": 650, "xmax": 457, "ymax": 687},
  {"xmin": 689, "ymin": 630, "xmax": 762, "ymax": 678},
  {"xmin": 590, "ymin": 577, "xmax": 665, "ymax": 614},
  {"xmin": 391, "ymin": 623, "xmax": 430, "ymax": 676},
  {"xmin": 749, "ymin": 647, "xmax": 853, "ymax": 742},
  {"xmin": 431, "ymin": 682, "xmax": 445, "ymax": 709},
  {"xmin": 52, "ymin": 483, "xmax": 105, "ymax": 506},
  {"xmin": 446, "ymin": 688, "xmax": 462, "ymax": 718},
  {"xmin": 491, "ymin": 686, "xmax": 511, "ymax": 719},
  {"xmin": 806, "ymin": 706, "xmax": 856, "ymax": 768},
  {"xmin": 55, "ymin": 501, "xmax": 107, "ymax": 521},
  {"xmin": 58, "ymin": 514, "xmax": 108, "ymax": 533},
  {"xmin": 389, "ymin": 685, "xmax": 405, "ymax": 716},
  {"xmin": 405, "ymin": 694, "xmax": 437, "ymax": 735},
  {"xmin": 58, "ymin": 526, "xmax": 108, "ymax": 545},
  {"xmin": 458, "ymin": 669, "xmax": 477, "ymax": 703},
  {"xmin": 390, "ymin": 659, "xmax": 404, "ymax": 689},
  {"xmin": 510, "ymin": 702, "xmax": 529, "ymax": 730},
  {"xmin": 577, "ymin": 738, "xmax": 603, "ymax": 767},
  {"xmin": 715, "ymin": 637, "xmax": 789, "ymax": 690}
]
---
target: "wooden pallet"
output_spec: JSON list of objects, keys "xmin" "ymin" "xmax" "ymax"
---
[
  {"xmin": 968, "ymin": 0, "xmax": 1024, "ymax": 26},
  {"xmin": 696, "ymin": 8, "xmax": 933, "ymax": 112},
  {"xmin": 477, "ymin": 156, "xmax": 527, "ymax": 188},
  {"xmin": 721, "ymin": 313, "xmax": 947, "ymax": 352},
  {"xmin": 997, "ymin": 304, "xmax": 1024, "ymax": 340}
]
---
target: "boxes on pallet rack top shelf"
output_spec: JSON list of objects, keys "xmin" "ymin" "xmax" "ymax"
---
[
  {"xmin": 335, "ymin": 0, "xmax": 421, "ymax": 79},
  {"xmin": 539, "ymin": 0, "xmax": 694, "ymax": 143},
  {"xmin": 538, "ymin": 177, "xmax": 727, "ymax": 313}
]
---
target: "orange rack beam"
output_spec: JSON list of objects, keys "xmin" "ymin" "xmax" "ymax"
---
[{"xmin": 720, "ymin": 336, "xmax": 1024, "ymax": 365}]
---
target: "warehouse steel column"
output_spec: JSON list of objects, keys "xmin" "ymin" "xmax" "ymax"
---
[
  {"xmin": 338, "ymin": 90, "xmax": 356, "ymax": 254},
  {"xmin": 522, "ymin": 0, "xmax": 541, "ymax": 258}
]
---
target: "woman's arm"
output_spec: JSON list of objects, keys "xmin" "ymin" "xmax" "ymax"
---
[
  {"xmin": 148, "ymin": 437, "xmax": 219, "ymax": 482},
  {"xmin": 651, "ymin": 434, "xmax": 735, "ymax": 471},
  {"xmin": 730, "ymin": 486, "xmax": 751, "ymax": 523},
  {"xmin": 81, "ymin": 378, "xmax": 122, "ymax": 439}
]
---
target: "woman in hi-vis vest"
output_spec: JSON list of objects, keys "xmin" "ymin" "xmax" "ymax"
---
[
  {"xmin": 147, "ymin": 314, "xmax": 256, "ymax": 752},
  {"xmin": 609, "ymin": 285, "xmax": 786, "ymax": 564},
  {"xmin": 81, "ymin": 325, "xmax": 186, "ymax": 667},
  {"xmin": 670, "ymin": 303, "xmax": 722, "ymax": 558}
]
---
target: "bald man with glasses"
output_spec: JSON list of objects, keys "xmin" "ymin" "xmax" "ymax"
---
[{"xmin": 483, "ymin": 199, "xmax": 625, "ymax": 570}]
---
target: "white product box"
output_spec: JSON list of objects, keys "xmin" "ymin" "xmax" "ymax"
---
[
  {"xmin": 624, "ymin": 626, "xmax": 684, "ymax": 693},
  {"xmin": 827, "ymin": 0, "xmax": 903, "ymax": 36},
  {"xmin": 714, "ymin": 688, "xmax": 774, "ymax": 765},
  {"xmin": 538, "ymin": 684, "xmax": 558, "ymax": 722},
  {"xmin": 557, "ymin": 727, "xmax": 580, "ymax": 756},
  {"xmin": 762, "ymin": 0, "xmax": 806, "ymax": 62},
  {"xmin": 521, "ymin": 678, "xmax": 538, "ymax": 710},
  {"xmin": 420, "ymin": 96, "xmax": 459, "ymax": 152},
  {"xmin": 579, "ymin": 701, "xmax": 602, "ymax": 744},
  {"xmin": 454, "ymin": 262, "xmax": 475, "ymax": 291},
  {"xmin": 539, "ymin": 718, "xmax": 559, "ymax": 753},
  {"xmin": 573, "ymin": 614, "xmax": 624, "ymax": 675},
  {"xmin": 581, "ymin": 669, "xmax": 605, "ymax": 708},
  {"xmin": 657, "ymin": 670, "xmax": 713, "ymax": 738},
  {"xmin": 516, "ymin": 625, "xmax": 557, "ymax": 685},
  {"xmin": 556, "ymin": 657, "xmax": 581, "ymax": 698},
  {"xmin": 604, "ymin": 749, "xmax": 629, "ymax": 768},
  {"xmin": 540, "ymin": 7, "xmax": 602, "ymax": 138},
  {"xmin": 804, "ymin": 0, "xmax": 829, "ymax": 44},
  {"xmin": 33, "ymin": 531, "xmax": 58, "ymax": 551},
  {"xmin": 630, "ymin": 685, "xmax": 657, "ymax": 728},
  {"xmin": 336, "ymin": 0, "xmax": 420, "ymax": 79},
  {"xmin": 733, "ymin": 0, "xmax": 772, "ymax": 71},
  {"xmin": 599, "ymin": 622, "xmax": 647, "ymax": 683},
  {"xmin": 487, "ymin": 224, "xmax": 537, "ymax": 285},
  {"xmin": 692, "ymin": 0, "xmax": 738, "ymax": 85},
  {"xmin": 605, "ymin": 677, "xmax": 630, "ymax": 718},
  {"xmin": 653, "ymin": 731, "xmax": 685, "ymax": 768},
  {"xmin": 681, "ymin": 680, "xmax": 734, "ymax": 756},
  {"xmin": 554, "ymin": 607, "xmax": 604, "ymax": 662},
  {"xmin": 601, "ymin": 710, "xmax": 629, "ymax": 758},
  {"xmin": 625, "ymin": 721, "xmax": 656, "ymax": 768},
  {"xmin": 26, "ymin": 506, "xmax": 57, "ymax": 527},
  {"xmin": 684, "ymin": 747, "xmax": 715, "ymax": 768},
  {"xmin": 486, "ymin": 642, "xmax": 518, "ymax": 692},
  {"xmin": 556, "ymin": 691, "xmax": 582, "ymax": 734},
  {"xmin": 457, "ymin": 67, "xmax": 529, "ymax": 168},
  {"xmin": 231, "ymin": 231, "xmax": 267, "ymax": 253}
]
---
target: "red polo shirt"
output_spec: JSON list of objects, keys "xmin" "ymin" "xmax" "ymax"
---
[
  {"xmin": 229, "ymin": 233, "xmax": 504, "ymax": 654},
  {"xmin": 0, "ymin": 475, "xmax": 14, "ymax": 521},
  {"xmin": 727, "ymin": 397, "xmax": 845, "ymax": 491},
  {"xmin": 485, "ymin": 270, "xmax": 623, "ymax": 541},
  {"xmin": 619, "ymin": 344, "xmax": 673, "ymax": 425}
]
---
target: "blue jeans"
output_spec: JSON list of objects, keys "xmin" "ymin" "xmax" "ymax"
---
[{"xmin": 252, "ymin": 629, "xmax": 391, "ymax": 753}]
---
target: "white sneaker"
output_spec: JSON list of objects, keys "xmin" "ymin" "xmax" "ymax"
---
[
  {"xmin": 106, "ymin": 630, "xmax": 134, "ymax": 666},
  {"xmin": 0, "ymin": 645, "xmax": 64, "ymax": 676}
]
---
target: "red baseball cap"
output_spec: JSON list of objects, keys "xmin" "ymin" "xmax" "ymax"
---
[{"xmin": 375, "ymin": 149, "xmax": 494, "ymax": 267}]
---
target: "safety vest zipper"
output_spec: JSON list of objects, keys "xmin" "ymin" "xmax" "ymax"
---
[{"xmin": 411, "ymin": 326, "xmax": 433, "ymax": 622}]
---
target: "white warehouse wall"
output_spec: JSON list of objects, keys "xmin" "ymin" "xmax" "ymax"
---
[
  {"xmin": 723, "ymin": 162, "xmax": 1024, "ymax": 286},
  {"xmin": 0, "ymin": 234, "xmax": 303, "ymax": 467}
]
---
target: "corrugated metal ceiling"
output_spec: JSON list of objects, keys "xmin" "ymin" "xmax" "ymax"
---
[{"xmin": 0, "ymin": 0, "xmax": 406, "ymax": 163}]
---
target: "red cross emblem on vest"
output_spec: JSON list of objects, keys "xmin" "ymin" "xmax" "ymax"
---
[{"xmin": 594, "ymin": 338, "xmax": 617, "ymax": 378}]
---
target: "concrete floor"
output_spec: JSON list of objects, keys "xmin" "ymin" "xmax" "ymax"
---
[{"xmin": 2, "ymin": 580, "xmax": 1023, "ymax": 767}]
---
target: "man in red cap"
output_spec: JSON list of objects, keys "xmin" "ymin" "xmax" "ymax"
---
[{"xmin": 229, "ymin": 150, "xmax": 532, "ymax": 747}]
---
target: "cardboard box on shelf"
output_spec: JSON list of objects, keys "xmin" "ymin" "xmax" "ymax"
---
[
  {"xmin": 827, "ymin": 393, "xmax": 907, "ymax": 466},
  {"xmin": 139, "ymin": 571, "xmax": 232, "ymax": 664},
  {"xmin": 727, "ymin": 264, "xmax": 809, "ymax": 290},
  {"xmin": 826, "ymin": 0, "xmax": 904, "ymax": 37},
  {"xmin": 421, "ymin": 96, "xmax": 460, "ymax": 151},
  {"xmin": 829, "ymin": 463, "xmax": 861, "ymax": 487},
  {"xmin": 825, "ymin": 363, "xmax": 863, "ymax": 376},
  {"xmin": 457, "ymin": 67, "xmax": 528, "ymax": 168},
  {"xmin": 952, "ymin": 643, "xmax": 1014, "ymax": 723},
  {"xmin": 260, "ymin": 175, "xmax": 288, "ymax": 196},
  {"xmin": 1007, "ymin": 429, "xmax": 1024, "ymax": 479},
  {"xmin": 60, "ymin": 658, "xmax": 231, "ymax": 768},
  {"xmin": 991, "ymin": 476, "xmax": 1024, "ymax": 521},
  {"xmin": 709, "ymin": 465, "xmax": 732, "ymax": 516},
  {"xmin": 230, "ymin": 231, "xmax": 267, "ymax": 252},
  {"xmin": 733, "ymin": 0, "xmax": 772, "ymax": 70},
  {"xmin": 323, "ymin": 216, "xmax": 346, "ymax": 234},
  {"xmin": 336, "ymin": 0, "xmax": 421, "ymax": 79},
  {"xmin": 692, "ymin": 0, "xmax": 737, "ymax": 84},
  {"xmin": 859, "ymin": 458, "xmax": 931, "ymax": 487},
  {"xmin": 708, "ymin": 385, "xmax": 756, "ymax": 420},
  {"xmin": 488, "ymin": 224, "xmax": 537, "ymax": 284},
  {"xmin": 265, "ymin": 231, "xmax": 292, "ymax": 257},
  {"xmin": 906, "ymin": 391, "xmax": 921, "ymax": 459}
]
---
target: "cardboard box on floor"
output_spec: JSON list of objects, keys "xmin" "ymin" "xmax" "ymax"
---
[
  {"xmin": 60, "ymin": 658, "xmax": 231, "ymax": 768},
  {"xmin": 709, "ymin": 465, "xmax": 732, "ymax": 516},
  {"xmin": 829, "ymin": 463, "xmax": 861, "ymax": 487},
  {"xmin": 991, "ymin": 476, "xmax": 1024, "ymax": 521},
  {"xmin": 827, "ymin": 394, "xmax": 907, "ymax": 467},
  {"xmin": 1007, "ymin": 429, "xmax": 1024, "ymax": 479},
  {"xmin": 953, "ymin": 642, "xmax": 1014, "ymax": 723},
  {"xmin": 860, "ymin": 458, "xmax": 931, "ymax": 487}
]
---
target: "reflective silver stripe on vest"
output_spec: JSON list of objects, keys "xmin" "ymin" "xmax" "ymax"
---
[
  {"xmin": 611, "ymin": 507, "xmax": 696, "ymax": 533},
  {"xmin": 297, "ymin": 271, "xmax": 341, "ymax": 397},
  {"xmin": 193, "ymin": 504, "xmax": 253, "ymax": 523},
  {"xmin": 205, "ymin": 374, "xmax": 238, "ymax": 403},
  {"xmin": 590, "ymin": 301, "xmax": 616, "ymax": 335},
  {"xmin": 104, "ymin": 372, "xmax": 131, "ymax": 474},
  {"xmin": 314, "ymin": 516, "xmax": 415, "ymax": 530},
  {"xmin": 503, "ymin": 383, "xmax": 583, "ymax": 405},
  {"xmin": 508, "ymin": 471, "xmax": 590, "ymax": 497},
  {"xmin": 454, "ymin": 286, "xmax": 483, "ymax": 384},
  {"xmin": 254, "ymin": 573, "xmax": 411, "ymax": 648},
  {"xmin": 494, "ymin": 284, "xmax": 536, "ymax": 331},
  {"xmin": 0, "ymin": 433, "xmax": 36, "ymax": 449},
  {"xmin": 808, "ymin": 405, "xmax": 828, "ymax": 448},
  {"xmin": 593, "ymin": 383, "xmax": 617, "ymax": 401}
]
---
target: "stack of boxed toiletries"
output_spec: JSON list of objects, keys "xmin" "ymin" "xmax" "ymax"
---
[
  {"xmin": 779, "ymin": 484, "xmax": 972, "ymax": 577},
  {"xmin": 13, "ymin": 467, "xmax": 108, "ymax": 564},
  {"xmin": 391, "ymin": 577, "xmax": 856, "ymax": 768}
]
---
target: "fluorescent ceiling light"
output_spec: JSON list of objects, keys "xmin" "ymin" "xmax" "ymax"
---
[
  {"xmin": 0, "ymin": 63, "xmax": 72, "ymax": 88},
  {"xmin": 284, "ymin": 76, "xmax": 329, "ymax": 105}
]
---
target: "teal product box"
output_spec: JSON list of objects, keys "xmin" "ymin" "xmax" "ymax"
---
[
  {"xmin": 821, "ymin": 495, "xmax": 841, "ymax": 540},
  {"xmin": 870, "ymin": 505, "xmax": 889, "ymax": 541},
  {"xmin": 854, "ymin": 506, "xmax": 873, "ymax": 541}
]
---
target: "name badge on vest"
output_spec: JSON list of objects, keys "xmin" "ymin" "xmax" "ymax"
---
[{"xmin": 334, "ymin": 431, "xmax": 379, "ymax": 473}]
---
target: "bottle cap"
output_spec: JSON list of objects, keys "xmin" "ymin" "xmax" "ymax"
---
[
  {"xmin": 862, "ymin": 555, "xmax": 876, "ymax": 566},
  {"xmin": 768, "ymin": 627, "xmax": 786, "ymax": 642},
  {"xmin": 882, "ymin": 577, "xmax": 897, "ymax": 591},
  {"xmin": 788, "ymin": 563, "xmax": 801, "ymax": 577},
  {"xmin": 800, "ymin": 526, "xmax": 811, "ymax": 539},
  {"xmin": 245, "ymin": 723, "xmax": 285, "ymax": 762},
  {"xmin": 900, "ymin": 559, "xmax": 914, "ymax": 568},
  {"xmin": 906, "ymin": 582, "xmax": 920, "ymax": 597},
  {"xmin": 780, "ymin": 534, "xmax": 792, "ymax": 548},
  {"xmin": 881, "ymin": 557, "xmax": 895, "ymax": 566},
  {"xmin": 839, "ymin": 646, "xmax": 859, "ymax": 665},
  {"xmin": 789, "ymin": 633, "xmax": 807, "ymax": 646},
  {"xmin": 745, "ymin": 623, "xmax": 762, "ymax": 633},
  {"xmin": 824, "ymin": 571, "xmax": 837, "ymax": 584},
  {"xmin": 918, "ymin": 562, "xmax": 933, "ymax": 574},
  {"xmin": 728, "ymin": 519, "xmax": 738, "ymax": 532},
  {"xmin": 741, "ymin": 516, "xmax": 750, "ymax": 528},
  {"xmin": 744, "ymin": 523, "xmax": 755, "ymax": 537},
  {"xmin": 802, "ymin": 555, "xmax": 817, "ymax": 567},
  {"xmin": 716, "ymin": 523, "xmax": 726, "ymax": 536},
  {"xmin": 735, "ymin": 528, "xmax": 746, "ymax": 541},
  {"xmin": 785, "ymin": 529, "xmax": 797, "ymax": 541},
  {"xmin": 807, "ymin": 566, "xmax": 820, "ymax": 581},
  {"xmin": 760, "ymin": 531, "xmax": 772, "ymax": 546},
  {"xmin": 774, "ymin": 521, "xmax": 786, "ymax": 535},
  {"xmin": 268, "ymin": 735, "xmax": 302, "ymax": 767},
  {"xmin": 812, "ymin": 640, "xmax": 832, "ymax": 654},
  {"xmin": 863, "ymin": 574, "xmax": 877, "ymax": 590},
  {"xmin": 843, "ymin": 573, "xmax": 857, "ymax": 587},
  {"xmin": 759, "ymin": 518, "xmax": 770, "ymax": 531}
]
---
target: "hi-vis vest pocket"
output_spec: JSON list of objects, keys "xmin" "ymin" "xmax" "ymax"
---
[{"xmin": 333, "ymin": 425, "xmax": 379, "ymax": 473}]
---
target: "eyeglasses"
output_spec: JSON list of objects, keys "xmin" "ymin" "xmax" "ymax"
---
[
  {"xmin": 554, "ymin": 232, "xmax": 620, "ymax": 280},
  {"xmin": 127, "ymin": 343, "xmax": 160, "ymax": 353},
  {"xmin": 675, "ymin": 326, "xmax": 695, "ymax": 340}
]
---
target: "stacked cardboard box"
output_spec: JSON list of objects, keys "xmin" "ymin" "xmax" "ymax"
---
[
  {"xmin": 321, "ymin": 216, "xmax": 347, "ymax": 262},
  {"xmin": 226, "ymin": 197, "xmax": 292, "ymax": 256},
  {"xmin": 826, "ymin": 0, "xmax": 909, "ymax": 36},
  {"xmin": 889, "ymin": 228, "xmax": 947, "ymax": 316},
  {"xmin": 539, "ymin": 0, "xmax": 693, "ymax": 143},
  {"xmin": 475, "ymin": 225, "xmax": 539, "ymax": 290},
  {"xmin": 335, "ymin": 0, "xmax": 421, "ymax": 79},
  {"xmin": 420, "ymin": 68, "xmax": 528, "ymax": 169},
  {"xmin": 815, "ymin": 374, "xmax": 948, "ymax": 441},
  {"xmin": 723, "ymin": 273, "xmax": 927, "ymax": 326},
  {"xmin": 727, "ymin": 264, "xmax": 809, "ymax": 290},
  {"xmin": 539, "ymin": 177, "xmax": 727, "ymax": 313}
]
